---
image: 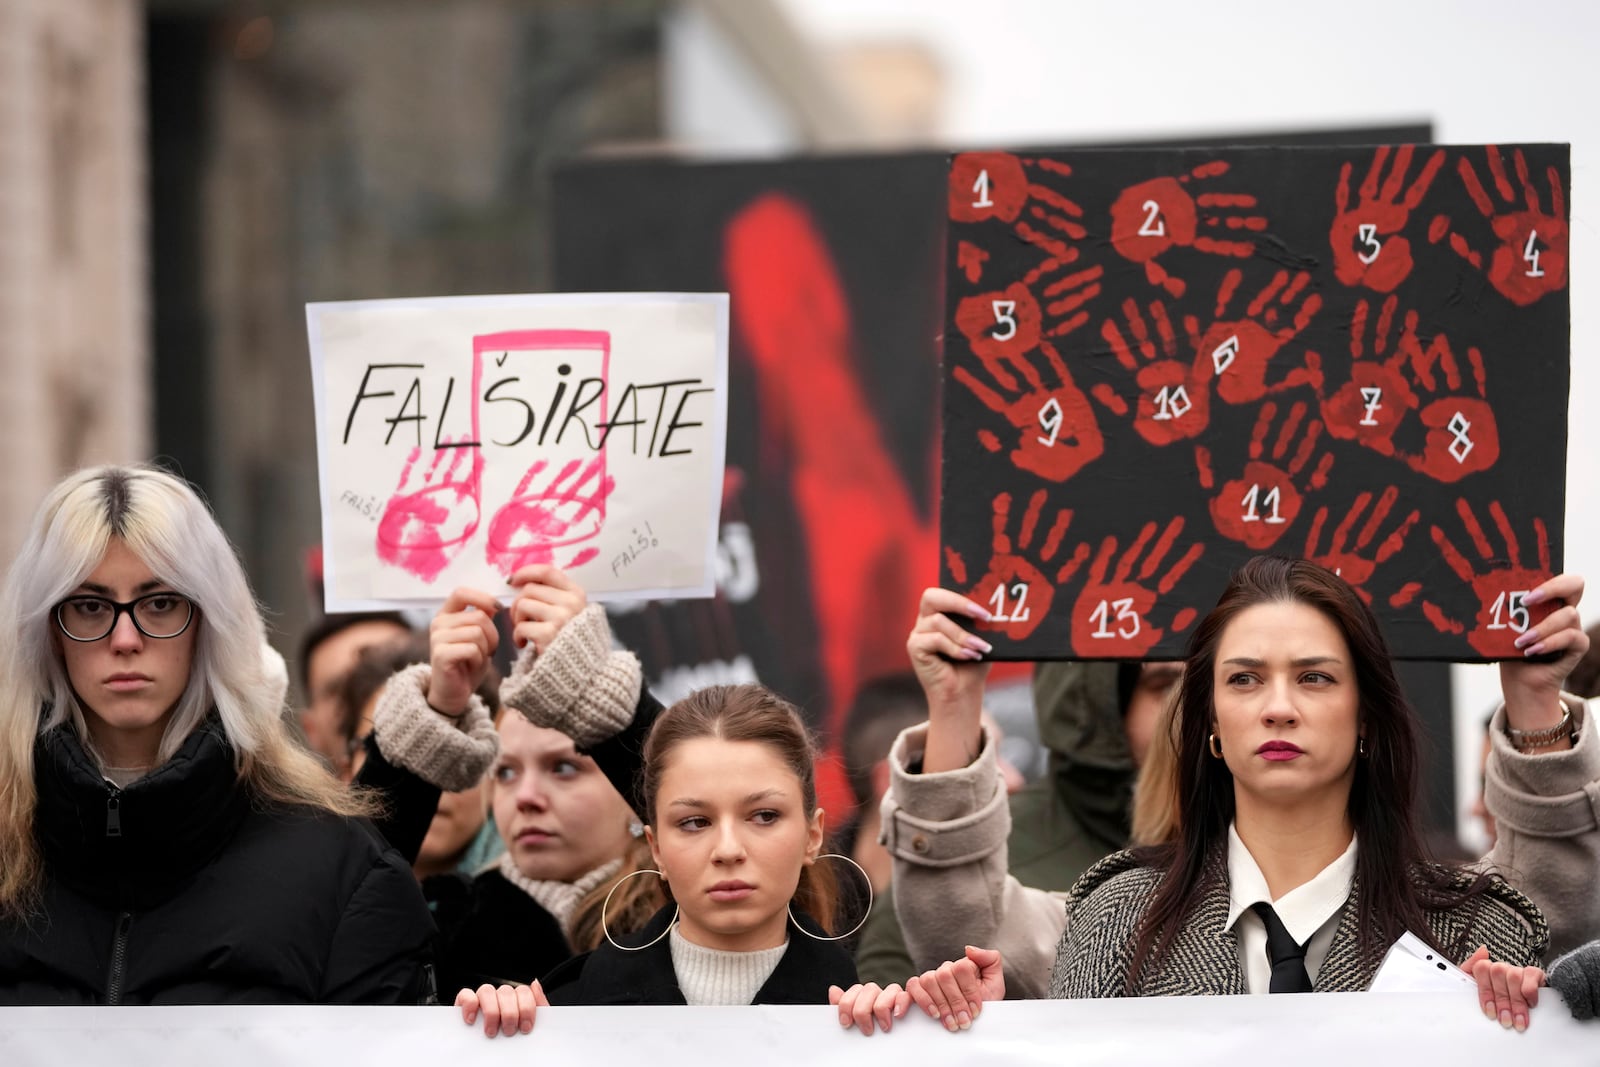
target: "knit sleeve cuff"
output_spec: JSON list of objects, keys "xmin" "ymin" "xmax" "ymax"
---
[
  {"xmin": 498, "ymin": 604, "xmax": 642, "ymax": 749},
  {"xmin": 878, "ymin": 722, "xmax": 1010, "ymax": 867},
  {"xmin": 371, "ymin": 662, "xmax": 499, "ymax": 791}
]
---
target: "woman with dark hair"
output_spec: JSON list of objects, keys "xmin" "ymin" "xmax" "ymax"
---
[
  {"xmin": 455, "ymin": 682, "xmax": 860, "ymax": 1036},
  {"xmin": 836, "ymin": 555, "xmax": 1585, "ymax": 1035}
]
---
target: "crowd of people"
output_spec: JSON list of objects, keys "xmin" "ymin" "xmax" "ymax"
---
[{"xmin": 1, "ymin": 464, "xmax": 1596, "ymax": 1042}]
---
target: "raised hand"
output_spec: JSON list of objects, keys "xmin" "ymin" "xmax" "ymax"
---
[
  {"xmin": 1499, "ymin": 572, "xmax": 1587, "ymax": 727},
  {"xmin": 484, "ymin": 455, "xmax": 614, "ymax": 575},
  {"xmin": 1189, "ymin": 268, "xmax": 1322, "ymax": 407},
  {"xmin": 1109, "ymin": 160, "xmax": 1268, "ymax": 298},
  {"xmin": 830, "ymin": 982, "xmax": 911, "ymax": 1036},
  {"xmin": 1066, "ymin": 517, "xmax": 1203, "ymax": 658},
  {"xmin": 946, "ymin": 489, "xmax": 1082, "ymax": 644},
  {"xmin": 376, "ymin": 437, "xmax": 483, "ymax": 582},
  {"xmin": 506, "ymin": 563, "xmax": 588, "ymax": 654},
  {"xmin": 1301, "ymin": 486, "xmax": 1419, "ymax": 603},
  {"xmin": 426, "ymin": 587, "xmax": 502, "ymax": 715},
  {"xmin": 1418, "ymin": 499, "xmax": 1556, "ymax": 657},
  {"xmin": 1429, "ymin": 146, "xmax": 1568, "ymax": 306},
  {"xmin": 906, "ymin": 587, "xmax": 993, "ymax": 772},
  {"xmin": 906, "ymin": 946, "xmax": 1006, "ymax": 1033},
  {"xmin": 1197, "ymin": 400, "xmax": 1335, "ymax": 550},
  {"xmin": 1091, "ymin": 297, "xmax": 1211, "ymax": 446},
  {"xmin": 456, "ymin": 980, "xmax": 548, "ymax": 1038},
  {"xmin": 1329, "ymin": 145, "xmax": 1447, "ymax": 292},
  {"xmin": 950, "ymin": 333, "xmax": 1104, "ymax": 485}
]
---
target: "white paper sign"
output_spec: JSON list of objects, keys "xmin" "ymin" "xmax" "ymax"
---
[
  {"xmin": 0, "ymin": 995, "xmax": 1593, "ymax": 1067},
  {"xmin": 307, "ymin": 293, "xmax": 729, "ymax": 609}
]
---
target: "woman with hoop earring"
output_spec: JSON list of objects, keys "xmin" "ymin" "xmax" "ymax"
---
[{"xmin": 456, "ymin": 683, "xmax": 865, "ymax": 1035}]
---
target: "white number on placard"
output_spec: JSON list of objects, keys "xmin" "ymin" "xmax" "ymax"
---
[
  {"xmin": 988, "ymin": 581, "xmax": 1031, "ymax": 623},
  {"xmin": 1523, "ymin": 230, "xmax": 1544, "ymax": 277},
  {"xmin": 992, "ymin": 299, "xmax": 1017, "ymax": 341},
  {"xmin": 1152, "ymin": 384, "xmax": 1192, "ymax": 421},
  {"xmin": 1089, "ymin": 597, "xmax": 1141, "ymax": 639},
  {"xmin": 1211, "ymin": 335, "xmax": 1239, "ymax": 375},
  {"xmin": 1138, "ymin": 199, "xmax": 1166, "ymax": 237},
  {"xmin": 973, "ymin": 169, "xmax": 994, "ymax": 209},
  {"xmin": 1359, "ymin": 386, "xmax": 1383, "ymax": 426},
  {"xmin": 1487, "ymin": 590, "xmax": 1531, "ymax": 633},
  {"xmin": 1357, "ymin": 223, "xmax": 1382, "ymax": 265},
  {"xmin": 1241, "ymin": 483, "xmax": 1285, "ymax": 524},
  {"xmin": 1447, "ymin": 411, "xmax": 1474, "ymax": 463},
  {"xmin": 1037, "ymin": 397, "xmax": 1063, "ymax": 447}
]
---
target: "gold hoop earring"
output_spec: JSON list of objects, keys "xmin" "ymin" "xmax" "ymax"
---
[
  {"xmin": 1208, "ymin": 733, "xmax": 1224, "ymax": 759},
  {"xmin": 788, "ymin": 853, "xmax": 874, "ymax": 942},
  {"xmin": 600, "ymin": 867, "xmax": 678, "ymax": 952}
]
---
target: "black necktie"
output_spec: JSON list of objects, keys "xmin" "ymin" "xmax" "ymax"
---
[{"xmin": 1251, "ymin": 902, "xmax": 1313, "ymax": 993}]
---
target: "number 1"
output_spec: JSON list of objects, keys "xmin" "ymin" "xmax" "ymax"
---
[{"xmin": 973, "ymin": 169, "xmax": 994, "ymax": 209}]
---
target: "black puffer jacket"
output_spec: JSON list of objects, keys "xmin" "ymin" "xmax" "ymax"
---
[{"xmin": 0, "ymin": 714, "xmax": 435, "ymax": 1005}]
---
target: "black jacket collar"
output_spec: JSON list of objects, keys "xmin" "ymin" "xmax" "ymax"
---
[
  {"xmin": 546, "ymin": 904, "xmax": 856, "ymax": 1005},
  {"xmin": 33, "ymin": 712, "xmax": 250, "ymax": 911}
]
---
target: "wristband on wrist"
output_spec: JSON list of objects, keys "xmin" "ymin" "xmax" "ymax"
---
[{"xmin": 1504, "ymin": 700, "xmax": 1578, "ymax": 751}]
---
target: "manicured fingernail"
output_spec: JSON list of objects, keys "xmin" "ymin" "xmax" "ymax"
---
[
  {"xmin": 1523, "ymin": 642, "xmax": 1546, "ymax": 657},
  {"xmin": 957, "ymin": 1012, "xmax": 971, "ymax": 1030},
  {"xmin": 961, "ymin": 647, "xmax": 985, "ymax": 661},
  {"xmin": 1513, "ymin": 631, "xmax": 1533, "ymax": 648},
  {"xmin": 1499, "ymin": 1009, "xmax": 1512, "ymax": 1029},
  {"xmin": 964, "ymin": 635, "xmax": 993, "ymax": 654},
  {"xmin": 1522, "ymin": 589, "xmax": 1546, "ymax": 605},
  {"xmin": 968, "ymin": 603, "xmax": 993, "ymax": 622},
  {"xmin": 1514, "ymin": 1014, "xmax": 1527, "ymax": 1032}
]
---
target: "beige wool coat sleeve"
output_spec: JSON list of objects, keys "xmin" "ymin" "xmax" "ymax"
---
[
  {"xmin": 1483, "ymin": 696, "xmax": 1600, "ymax": 959},
  {"xmin": 879, "ymin": 722, "xmax": 1068, "ymax": 999}
]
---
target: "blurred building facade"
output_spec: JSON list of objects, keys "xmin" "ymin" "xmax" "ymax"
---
[{"xmin": 0, "ymin": 0, "xmax": 147, "ymax": 561}]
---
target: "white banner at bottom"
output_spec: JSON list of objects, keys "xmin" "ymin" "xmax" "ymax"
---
[{"xmin": 0, "ymin": 993, "xmax": 1593, "ymax": 1066}]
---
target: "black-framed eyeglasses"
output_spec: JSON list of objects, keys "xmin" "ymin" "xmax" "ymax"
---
[{"xmin": 53, "ymin": 593, "xmax": 195, "ymax": 642}]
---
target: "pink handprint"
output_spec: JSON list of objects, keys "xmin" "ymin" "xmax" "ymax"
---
[
  {"xmin": 484, "ymin": 455, "xmax": 615, "ymax": 575},
  {"xmin": 376, "ymin": 437, "xmax": 484, "ymax": 583}
]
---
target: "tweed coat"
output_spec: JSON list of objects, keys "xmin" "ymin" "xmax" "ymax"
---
[{"xmin": 1049, "ymin": 848, "xmax": 1548, "ymax": 998}]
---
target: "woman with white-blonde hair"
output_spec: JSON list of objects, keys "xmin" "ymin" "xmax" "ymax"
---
[{"xmin": 0, "ymin": 464, "xmax": 435, "ymax": 1004}]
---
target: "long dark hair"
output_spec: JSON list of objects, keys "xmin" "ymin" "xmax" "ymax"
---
[{"xmin": 1127, "ymin": 556, "xmax": 1495, "ymax": 989}]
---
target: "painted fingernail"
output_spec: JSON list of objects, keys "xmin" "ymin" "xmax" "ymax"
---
[
  {"xmin": 1499, "ymin": 1009, "xmax": 1513, "ymax": 1029},
  {"xmin": 965, "ymin": 635, "xmax": 993, "ymax": 654},
  {"xmin": 1513, "ymin": 631, "xmax": 1533, "ymax": 648},
  {"xmin": 961, "ymin": 647, "xmax": 985, "ymax": 661},
  {"xmin": 957, "ymin": 1012, "xmax": 971, "ymax": 1030},
  {"xmin": 969, "ymin": 604, "xmax": 993, "ymax": 622},
  {"xmin": 1523, "ymin": 642, "xmax": 1546, "ymax": 657},
  {"xmin": 1522, "ymin": 589, "xmax": 1546, "ymax": 605}
]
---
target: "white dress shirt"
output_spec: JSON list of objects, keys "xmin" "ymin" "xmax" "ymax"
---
[{"xmin": 1225, "ymin": 823, "xmax": 1358, "ymax": 993}]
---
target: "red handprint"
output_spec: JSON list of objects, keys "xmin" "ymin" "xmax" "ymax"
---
[
  {"xmin": 1301, "ymin": 486, "xmax": 1419, "ymax": 604},
  {"xmin": 1328, "ymin": 145, "xmax": 1446, "ymax": 293},
  {"xmin": 946, "ymin": 489, "xmax": 1083, "ymax": 643},
  {"xmin": 1428, "ymin": 146, "xmax": 1568, "ymax": 306},
  {"xmin": 376, "ymin": 437, "xmax": 483, "ymax": 582},
  {"xmin": 954, "ymin": 267, "xmax": 1103, "ymax": 359},
  {"xmin": 1197, "ymin": 400, "xmax": 1335, "ymax": 550},
  {"xmin": 1319, "ymin": 296, "xmax": 1421, "ymax": 456},
  {"xmin": 483, "ymin": 455, "xmax": 614, "ymax": 575},
  {"xmin": 1065, "ymin": 518, "xmax": 1204, "ymax": 658},
  {"xmin": 1091, "ymin": 297, "xmax": 1211, "ymax": 446},
  {"xmin": 1400, "ymin": 328, "xmax": 1498, "ymax": 484},
  {"xmin": 1419, "ymin": 499, "xmax": 1556, "ymax": 658},
  {"xmin": 949, "ymin": 152, "xmax": 1088, "ymax": 277},
  {"xmin": 951, "ymin": 335, "xmax": 1104, "ymax": 485},
  {"xmin": 1109, "ymin": 161, "xmax": 1268, "ymax": 298},
  {"xmin": 1188, "ymin": 268, "xmax": 1322, "ymax": 407}
]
